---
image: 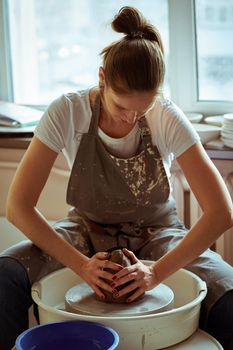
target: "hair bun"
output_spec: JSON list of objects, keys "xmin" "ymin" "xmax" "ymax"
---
[
  {"xmin": 112, "ymin": 7, "xmax": 146, "ymax": 36},
  {"xmin": 100, "ymin": 6, "xmax": 165, "ymax": 94},
  {"xmin": 112, "ymin": 6, "xmax": 162, "ymax": 45}
]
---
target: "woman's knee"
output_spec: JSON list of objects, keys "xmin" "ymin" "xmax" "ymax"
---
[
  {"xmin": 208, "ymin": 290, "xmax": 233, "ymax": 323},
  {"xmin": 0, "ymin": 258, "xmax": 33, "ymax": 349},
  {"xmin": 206, "ymin": 290, "xmax": 233, "ymax": 350},
  {"xmin": 0, "ymin": 257, "xmax": 32, "ymax": 307}
]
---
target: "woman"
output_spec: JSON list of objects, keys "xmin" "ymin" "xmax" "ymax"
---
[{"xmin": 1, "ymin": 6, "xmax": 233, "ymax": 350}]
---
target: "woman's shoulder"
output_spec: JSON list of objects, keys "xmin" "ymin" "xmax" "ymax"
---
[
  {"xmin": 43, "ymin": 88, "xmax": 93, "ymax": 131},
  {"xmin": 52, "ymin": 88, "xmax": 91, "ymax": 115},
  {"xmin": 148, "ymin": 95, "xmax": 199, "ymax": 159},
  {"xmin": 34, "ymin": 88, "xmax": 92, "ymax": 153},
  {"xmin": 154, "ymin": 96, "xmax": 186, "ymax": 121}
]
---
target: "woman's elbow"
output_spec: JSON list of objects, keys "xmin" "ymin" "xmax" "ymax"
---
[
  {"xmin": 6, "ymin": 192, "xmax": 25, "ymax": 225},
  {"xmin": 229, "ymin": 208, "xmax": 233, "ymax": 229},
  {"xmin": 218, "ymin": 206, "xmax": 233, "ymax": 231},
  {"xmin": 6, "ymin": 197, "xmax": 17, "ymax": 225}
]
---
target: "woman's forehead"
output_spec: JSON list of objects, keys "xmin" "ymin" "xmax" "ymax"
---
[{"xmin": 109, "ymin": 88, "xmax": 156, "ymax": 110}]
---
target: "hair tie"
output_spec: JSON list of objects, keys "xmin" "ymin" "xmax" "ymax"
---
[{"xmin": 129, "ymin": 31, "xmax": 144, "ymax": 39}]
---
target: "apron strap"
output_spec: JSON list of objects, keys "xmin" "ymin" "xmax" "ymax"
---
[
  {"xmin": 138, "ymin": 117, "xmax": 152, "ymax": 142},
  {"xmin": 87, "ymin": 94, "xmax": 101, "ymax": 135}
]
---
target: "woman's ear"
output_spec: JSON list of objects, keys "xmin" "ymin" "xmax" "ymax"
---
[{"xmin": 99, "ymin": 67, "xmax": 105, "ymax": 86}]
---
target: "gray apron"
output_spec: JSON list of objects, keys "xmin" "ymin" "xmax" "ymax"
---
[{"xmin": 1, "ymin": 93, "xmax": 233, "ymax": 323}]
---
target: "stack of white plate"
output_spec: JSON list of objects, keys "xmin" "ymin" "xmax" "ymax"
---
[{"xmin": 221, "ymin": 114, "xmax": 233, "ymax": 148}]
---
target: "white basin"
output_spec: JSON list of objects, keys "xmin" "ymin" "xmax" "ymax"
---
[{"xmin": 32, "ymin": 261, "xmax": 207, "ymax": 350}]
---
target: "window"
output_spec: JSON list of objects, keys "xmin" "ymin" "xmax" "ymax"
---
[
  {"xmin": 1, "ymin": 0, "xmax": 233, "ymax": 113},
  {"xmin": 5, "ymin": 0, "xmax": 169, "ymax": 105},
  {"xmin": 195, "ymin": 0, "xmax": 233, "ymax": 102},
  {"xmin": 169, "ymin": 0, "xmax": 233, "ymax": 114}
]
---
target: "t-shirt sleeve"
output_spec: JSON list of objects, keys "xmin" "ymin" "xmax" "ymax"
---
[
  {"xmin": 34, "ymin": 95, "xmax": 69, "ymax": 153},
  {"xmin": 160, "ymin": 100, "xmax": 200, "ymax": 159}
]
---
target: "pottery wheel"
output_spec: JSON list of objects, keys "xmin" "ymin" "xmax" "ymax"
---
[{"xmin": 65, "ymin": 282, "xmax": 174, "ymax": 317}]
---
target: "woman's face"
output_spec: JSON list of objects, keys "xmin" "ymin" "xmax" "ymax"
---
[{"xmin": 102, "ymin": 86, "xmax": 156, "ymax": 125}]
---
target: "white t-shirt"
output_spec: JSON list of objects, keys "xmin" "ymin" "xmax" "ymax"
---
[{"xmin": 34, "ymin": 89, "xmax": 200, "ymax": 179}]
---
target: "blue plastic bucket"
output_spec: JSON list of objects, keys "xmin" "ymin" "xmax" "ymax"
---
[{"xmin": 15, "ymin": 320, "xmax": 119, "ymax": 350}]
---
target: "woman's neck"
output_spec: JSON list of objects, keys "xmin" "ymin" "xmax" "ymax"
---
[{"xmin": 89, "ymin": 87, "xmax": 136, "ymax": 138}]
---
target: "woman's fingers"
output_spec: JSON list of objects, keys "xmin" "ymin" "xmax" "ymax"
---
[
  {"xmin": 111, "ymin": 270, "xmax": 137, "ymax": 287},
  {"xmin": 94, "ymin": 252, "xmax": 123, "ymax": 272},
  {"xmin": 95, "ymin": 251, "xmax": 111, "ymax": 260},
  {"xmin": 86, "ymin": 253, "xmax": 159, "ymax": 303},
  {"xmin": 126, "ymin": 288, "xmax": 145, "ymax": 303},
  {"xmin": 122, "ymin": 248, "xmax": 138, "ymax": 264},
  {"xmin": 112, "ymin": 279, "xmax": 142, "ymax": 302},
  {"xmin": 110, "ymin": 262, "xmax": 158, "ymax": 299},
  {"xmin": 90, "ymin": 271, "xmax": 117, "ymax": 294},
  {"xmin": 97, "ymin": 277, "xmax": 115, "ymax": 293},
  {"xmin": 92, "ymin": 275, "xmax": 142, "ymax": 302},
  {"xmin": 103, "ymin": 260, "xmax": 123, "ymax": 271},
  {"xmin": 111, "ymin": 263, "xmax": 137, "ymax": 282},
  {"xmin": 90, "ymin": 283, "xmax": 105, "ymax": 299},
  {"xmin": 99, "ymin": 268, "xmax": 120, "ymax": 282},
  {"xmin": 85, "ymin": 251, "xmax": 147, "ymax": 299}
]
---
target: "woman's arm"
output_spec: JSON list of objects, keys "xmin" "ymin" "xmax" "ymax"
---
[
  {"xmin": 110, "ymin": 141, "xmax": 233, "ymax": 301},
  {"xmin": 6, "ymin": 136, "xmax": 121, "ymax": 297},
  {"xmin": 153, "ymin": 141, "xmax": 233, "ymax": 283},
  {"xmin": 6, "ymin": 136, "xmax": 88, "ymax": 274}
]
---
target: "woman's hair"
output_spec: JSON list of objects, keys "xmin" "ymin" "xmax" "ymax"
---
[{"xmin": 100, "ymin": 6, "xmax": 165, "ymax": 94}]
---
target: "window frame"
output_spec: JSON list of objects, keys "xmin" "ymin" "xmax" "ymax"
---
[
  {"xmin": 0, "ymin": 0, "xmax": 13, "ymax": 101},
  {"xmin": 0, "ymin": 0, "xmax": 233, "ymax": 113}
]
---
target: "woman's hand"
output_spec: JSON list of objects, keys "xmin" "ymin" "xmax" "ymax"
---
[
  {"xmin": 110, "ymin": 248, "xmax": 159, "ymax": 302},
  {"xmin": 79, "ymin": 252, "xmax": 123, "ymax": 300}
]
